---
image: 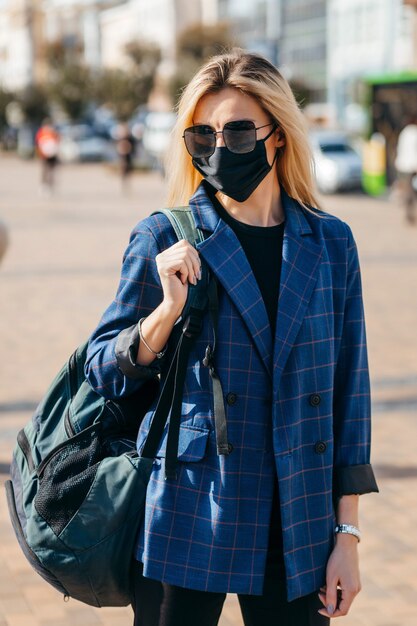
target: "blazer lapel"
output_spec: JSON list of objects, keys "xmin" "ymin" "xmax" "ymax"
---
[
  {"xmin": 272, "ymin": 191, "xmax": 324, "ymax": 392},
  {"xmin": 190, "ymin": 183, "xmax": 273, "ymax": 378},
  {"xmin": 189, "ymin": 182, "xmax": 324, "ymax": 388}
]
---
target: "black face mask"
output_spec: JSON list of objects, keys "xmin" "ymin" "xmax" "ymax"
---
[{"xmin": 192, "ymin": 131, "xmax": 278, "ymax": 203}]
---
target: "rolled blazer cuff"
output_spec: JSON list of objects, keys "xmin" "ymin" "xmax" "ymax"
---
[
  {"xmin": 115, "ymin": 323, "xmax": 163, "ymax": 380},
  {"xmin": 334, "ymin": 463, "xmax": 379, "ymax": 497}
]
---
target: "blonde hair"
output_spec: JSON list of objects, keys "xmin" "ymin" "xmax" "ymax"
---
[{"xmin": 165, "ymin": 48, "xmax": 325, "ymax": 216}]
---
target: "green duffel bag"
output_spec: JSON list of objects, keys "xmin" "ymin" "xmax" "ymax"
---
[
  {"xmin": 4, "ymin": 207, "xmax": 212, "ymax": 607},
  {"xmin": 5, "ymin": 341, "xmax": 160, "ymax": 606}
]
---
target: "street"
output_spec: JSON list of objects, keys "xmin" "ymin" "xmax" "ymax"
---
[{"xmin": 0, "ymin": 154, "xmax": 416, "ymax": 626}]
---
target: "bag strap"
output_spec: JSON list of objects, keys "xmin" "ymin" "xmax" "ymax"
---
[
  {"xmin": 155, "ymin": 207, "xmax": 209, "ymax": 318},
  {"xmin": 203, "ymin": 276, "xmax": 229, "ymax": 455},
  {"xmin": 140, "ymin": 207, "xmax": 229, "ymax": 479},
  {"xmin": 140, "ymin": 307, "xmax": 205, "ymax": 478}
]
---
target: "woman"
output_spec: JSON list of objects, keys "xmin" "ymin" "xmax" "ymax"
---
[
  {"xmin": 35, "ymin": 118, "xmax": 60, "ymax": 196},
  {"xmin": 85, "ymin": 49, "xmax": 379, "ymax": 626},
  {"xmin": 115, "ymin": 121, "xmax": 136, "ymax": 194},
  {"xmin": 394, "ymin": 115, "xmax": 417, "ymax": 224}
]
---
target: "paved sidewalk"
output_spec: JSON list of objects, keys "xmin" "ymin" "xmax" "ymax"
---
[{"xmin": 0, "ymin": 155, "xmax": 416, "ymax": 625}]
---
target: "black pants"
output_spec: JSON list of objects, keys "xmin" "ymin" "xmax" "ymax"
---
[
  {"xmin": 131, "ymin": 480, "xmax": 329, "ymax": 626},
  {"xmin": 398, "ymin": 171, "xmax": 417, "ymax": 223},
  {"xmin": 131, "ymin": 560, "xmax": 328, "ymax": 626},
  {"xmin": 41, "ymin": 157, "xmax": 57, "ymax": 188}
]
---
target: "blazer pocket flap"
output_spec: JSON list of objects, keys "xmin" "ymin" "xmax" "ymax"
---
[{"xmin": 155, "ymin": 425, "xmax": 211, "ymax": 462}]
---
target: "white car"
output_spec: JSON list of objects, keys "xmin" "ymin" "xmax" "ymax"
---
[
  {"xmin": 142, "ymin": 111, "xmax": 176, "ymax": 171},
  {"xmin": 310, "ymin": 131, "xmax": 363, "ymax": 194},
  {"xmin": 58, "ymin": 124, "xmax": 114, "ymax": 163}
]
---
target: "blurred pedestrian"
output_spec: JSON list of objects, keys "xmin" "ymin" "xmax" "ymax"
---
[
  {"xmin": 35, "ymin": 118, "xmax": 60, "ymax": 197},
  {"xmin": 115, "ymin": 121, "xmax": 135, "ymax": 194},
  {"xmin": 395, "ymin": 115, "xmax": 417, "ymax": 224},
  {"xmin": 85, "ymin": 49, "xmax": 378, "ymax": 626}
]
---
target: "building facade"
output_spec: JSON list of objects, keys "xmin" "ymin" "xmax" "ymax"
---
[
  {"xmin": 218, "ymin": 0, "xmax": 326, "ymax": 102},
  {"xmin": 403, "ymin": 0, "xmax": 417, "ymax": 66},
  {"xmin": 100, "ymin": 0, "xmax": 219, "ymax": 74},
  {"xmin": 0, "ymin": 0, "xmax": 221, "ymax": 93},
  {"xmin": 0, "ymin": 0, "xmax": 125, "ymax": 91},
  {"xmin": 218, "ymin": 0, "xmax": 281, "ymax": 64},
  {"xmin": 278, "ymin": 0, "xmax": 327, "ymax": 103},
  {"xmin": 327, "ymin": 0, "xmax": 417, "ymax": 124},
  {"xmin": 43, "ymin": 0, "xmax": 125, "ymax": 70},
  {"xmin": 0, "ymin": 0, "xmax": 45, "ymax": 91}
]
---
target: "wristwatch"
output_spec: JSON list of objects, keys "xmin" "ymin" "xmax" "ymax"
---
[{"xmin": 334, "ymin": 523, "xmax": 361, "ymax": 542}]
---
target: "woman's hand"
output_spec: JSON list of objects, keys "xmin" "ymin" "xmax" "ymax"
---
[
  {"xmin": 156, "ymin": 240, "xmax": 202, "ymax": 317},
  {"xmin": 318, "ymin": 534, "xmax": 361, "ymax": 618}
]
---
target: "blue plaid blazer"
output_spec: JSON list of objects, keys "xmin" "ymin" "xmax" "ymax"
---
[{"xmin": 85, "ymin": 182, "xmax": 378, "ymax": 601}]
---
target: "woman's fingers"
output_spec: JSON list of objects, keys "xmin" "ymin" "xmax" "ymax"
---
[
  {"xmin": 162, "ymin": 254, "xmax": 194, "ymax": 284},
  {"xmin": 168, "ymin": 239, "xmax": 200, "ymax": 264},
  {"xmin": 324, "ymin": 578, "xmax": 338, "ymax": 617},
  {"xmin": 179, "ymin": 241, "xmax": 201, "ymax": 279},
  {"xmin": 156, "ymin": 240, "xmax": 201, "ymax": 286},
  {"xmin": 182, "ymin": 242, "xmax": 201, "ymax": 282},
  {"xmin": 331, "ymin": 588, "xmax": 355, "ymax": 617},
  {"xmin": 181, "ymin": 254, "xmax": 197, "ymax": 285},
  {"xmin": 318, "ymin": 585, "xmax": 358, "ymax": 618},
  {"xmin": 317, "ymin": 589, "xmax": 326, "ymax": 608}
]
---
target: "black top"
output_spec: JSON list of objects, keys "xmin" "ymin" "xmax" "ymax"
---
[
  {"xmin": 207, "ymin": 185, "xmax": 286, "ymax": 577},
  {"xmin": 207, "ymin": 187, "xmax": 285, "ymax": 338}
]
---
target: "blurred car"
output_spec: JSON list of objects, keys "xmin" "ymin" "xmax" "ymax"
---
[
  {"xmin": 310, "ymin": 131, "xmax": 363, "ymax": 194},
  {"xmin": 1, "ymin": 126, "xmax": 18, "ymax": 151},
  {"xmin": 142, "ymin": 111, "xmax": 176, "ymax": 172},
  {"xmin": 57, "ymin": 124, "xmax": 114, "ymax": 163}
]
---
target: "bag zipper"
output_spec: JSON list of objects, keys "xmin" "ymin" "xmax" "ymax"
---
[{"xmin": 36, "ymin": 423, "xmax": 97, "ymax": 478}]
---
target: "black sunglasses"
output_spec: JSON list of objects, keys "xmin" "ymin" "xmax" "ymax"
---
[{"xmin": 183, "ymin": 120, "xmax": 277, "ymax": 158}]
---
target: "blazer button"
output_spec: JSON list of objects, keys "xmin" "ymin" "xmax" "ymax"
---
[
  {"xmin": 314, "ymin": 441, "xmax": 327, "ymax": 454},
  {"xmin": 227, "ymin": 443, "xmax": 234, "ymax": 453},
  {"xmin": 309, "ymin": 393, "xmax": 321, "ymax": 407},
  {"xmin": 226, "ymin": 392, "xmax": 237, "ymax": 406}
]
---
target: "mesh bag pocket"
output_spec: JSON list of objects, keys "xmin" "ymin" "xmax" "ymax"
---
[{"xmin": 35, "ymin": 425, "xmax": 103, "ymax": 536}]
